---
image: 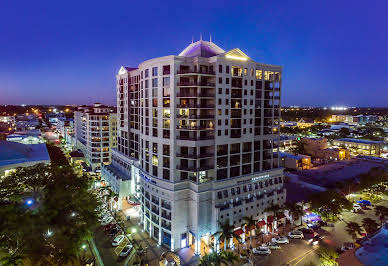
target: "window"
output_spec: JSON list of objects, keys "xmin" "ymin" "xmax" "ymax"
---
[
  {"xmin": 152, "ymin": 78, "xmax": 158, "ymax": 87},
  {"xmin": 145, "ymin": 69, "xmax": 149, "ymax": 78},
  {"xmin": 163, "ymin": 65, "xmax": 170, "ymax": 75},
  {"xmin": 219, "ymin": 88, "xmax": 222, "ymax": 94},
  {"xmin": 226, "ymin": 66, "xmax": 230, "ymax": 73},
  {"xmin": 145, "ymin": 80, "xmax": 149, "ymax": 88},
  {"xmin": 152, "ymin": 67, "xmax": 158, "ymax": 76},
  {"xmin": 244, "ymin": 68, "xmax": 248, "ymax": 76},
  {"xmin": 219, "ymin": 65, "xmax": 223, "ymax": 73},
  {"xmin": 226, "ymin": 88, "xmax": 229, "ymax": 94},
  {"xmin": 219, "ymin": 77, "xmax": 222, "ymax": 84},
  {"xmin": 163, "ymin": 77, "xmax": 170, "ymax": 87},
  {"xmin": 226, "ymin": 78, "xmax": 229, "ymax": 84}
]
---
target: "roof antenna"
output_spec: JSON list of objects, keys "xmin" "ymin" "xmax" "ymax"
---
[
  {"xmin": 191, "ymin": 35, "xmax": 194, "ymax": 44},
  {"xmin": 200, "ymin": 33, "xmax": 202, "ymax": 41},
  {"xmin": 210, "ymin": 34, "xmax": 212, "ymax": 42}
]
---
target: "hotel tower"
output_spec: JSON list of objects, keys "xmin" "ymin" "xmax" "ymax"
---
[{"xmin": 102, "ymin": 39, "xmax": 286, "ymax": 253}]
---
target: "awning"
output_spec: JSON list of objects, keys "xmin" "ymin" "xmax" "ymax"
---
[
  {"xmin": 246, "ymin": 225, "xmax": 256, "ymax": 231},
  {"xmin": 257, "ymin": 220, "xmax": 266, "ymax": 227},
  {"xmin": 267, "ymin": 216, "xmax": 274, "ymax": 224},
  {"xmin": 234, "ymin": 228, "xmax": 244, "ymax": 236}
]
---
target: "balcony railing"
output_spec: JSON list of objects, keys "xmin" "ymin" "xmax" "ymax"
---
[
  {"xmin": 177, "ymin": 135, "xmax": 214, "ymax": 141},
  {"xmin": 177, "ymin": 69, "xmax": 215, "ymax": 75},
  {"xmin": 176, "ymin": 114, "xmax": 214, "ymax": 119},
  {"xmin": 176, "ymin": 92, "xmax": 215, "ymax": 98},
  {"xmin": 176, "ymin": 165, "xmax": 213, "ymax": 172},
  {"xmin": 177, "ymin": 82, "xmax": 215, "ymax": 87},
  {"xmin": 176, "ymin": 125, "xmax": 214, "ymax": 130},
  {"xmin": 176, "ymin": 153, "xmax": 214, "ymax": 159},
  {"xmin": 177, "ymin": 104, "xmax": 215, "ymax": 109}
]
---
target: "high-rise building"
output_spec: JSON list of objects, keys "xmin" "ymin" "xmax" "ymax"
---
[
  {"xmin": 74, "ymin": 103, "xmax": 117, "ymax": 171},
  {"xmin": 102, "ymin": 40, "xmax": 285, "ymax": 252}
]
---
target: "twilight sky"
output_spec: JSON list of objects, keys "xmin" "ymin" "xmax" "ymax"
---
[{"xmin": 0, "ymin": 0, "xmax": 387, "ymax": 107}]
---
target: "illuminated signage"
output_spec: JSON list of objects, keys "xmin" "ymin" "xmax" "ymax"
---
[
  {"xmin": 139, "ymin": 171, "xmax": 156, "ymax": 184},
  {"xmin": 236, "ymin": 174, "xmax": 270, "ymax": 185}
]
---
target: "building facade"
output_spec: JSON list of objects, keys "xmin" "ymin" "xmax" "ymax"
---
[
  {"xmin": 333, "ymin": 138, "xmax": 382, "ymax": 156},
  {"xmin": 103, "ymin": 40, "xmax": 285, "ymax": 252},
  {"xmin": 74, "ymin": 103, "xmax": 117, "ymax": 171}
]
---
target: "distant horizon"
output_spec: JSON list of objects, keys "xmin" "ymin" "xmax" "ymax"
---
[{"xmin": 1, "ymin": 0, "xmax": 387, "ymax": 106}]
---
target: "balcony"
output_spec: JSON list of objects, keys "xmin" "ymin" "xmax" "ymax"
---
[
  {"xmin": 176, "ymin": 104, "xmax": 215, "ymax": 109},
  {"xmin": 177, "ymin": 135, "xmax": 214, "ymax": 141},
  {"xmin": 176, "ymin": 165, "xmax": 213, "ymax": 172},
  {"xmin": 176, "ymin": 153, "xmax": 214, "ymax": 159},
  {"xmin": 215, "ymin": 204, "xmax": 230, "ymax": 211},
  {"xmin": 176, "ymin": 92, "xmax": 215, "ymax": 98},
  {"xmin": 177, "ymin": 82, "xmax": 215, "ymax": 87},
  {"xmin": 176, "ymin": 114, "xmax": 214, "ymax": 119},
  {"xmin": 233, "ymin": 200, "xmax": 242, "ymax": 207},
  {"xmin": 161, "ymin": 202, "xmax": 171, "ymax": 210},
  {"xmin": 176, "ymin": 125, "xmax": 214, "ymax": 130},
  {"xmin": 177, "ymin": 69, "xmax": 215, "ymax": 75},
  {"xmin": 161, "ymin": 212, "xmax": 171, "ymax": 220}
]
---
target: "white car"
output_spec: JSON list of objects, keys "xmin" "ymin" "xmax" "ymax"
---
[
  {"xmin": 262, "ymin": 242, "xmax": 281, "ymax": 249},
  {"xmin": 272, "ymin": 236, "xmax": 289, "ymax": 244},
  {"xmin": 101, "ymin": 216, "xmax": 114, "ymax": 225},
  {"xmin": 288, "ymin": 230, "xmax": 304, "ymax": 239},
  {"xmin": 112, "ymin": 235, "xmax": 126, "ymax": 246},
  {"xmin": 252, "ymin": 246, "xmax": 271, "ymax": 255},
  {"xmin": 120, "ymin": 244, "xmax": 133, "ymax": 257},
  {"xmin": 353, "ymin": 204, "xmax": 362, "ymax": 212}
]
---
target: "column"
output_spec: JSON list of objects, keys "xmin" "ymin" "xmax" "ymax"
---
[{"xmin": 194, "ymin": 233, "xmax": 201, "ymax": 255}]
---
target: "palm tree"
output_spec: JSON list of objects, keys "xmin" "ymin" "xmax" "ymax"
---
[
  {"xmin": 345, "ymin": 221, "xmax": 363, "ymax": 244},
  {"xmin": 285, "ymin": 202, "xmax": 304, "ymax": 229},
  {"xmin": 374, "ymin": 205, "xmax": 388, "ymax": 225},
  {"xmin": 242, "ymin": 216, "xmax": 256, "ymax": 248},
  {"xmin": 220, "ymin": 250, "xmax": 239, "ymax": 265},
  {"xmin": 264, "ymin": 204, "xmax": 284, "ymax": 233},
  {"xmin": 212, "ymin": 221, "xmax": 241, "ymax": 251},
  {"xmin": 362, "ymin": 218, "xmax": 379, "ymax": 235},
  {"xmin": 0, "ymin": 253, "xmax": 24, "ymax": 266}
]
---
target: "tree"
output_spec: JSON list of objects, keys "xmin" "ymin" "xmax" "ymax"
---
[
  {"xmin": 264, "ymin": 204, "xmax": 284, "ymax": 233},
  {"xmin": 362, "ymin": 218, "xmax": 379, "ymax": 235},
  {"xmin": 285, "ymin": 202, "xmax": 304, "ymax": 228},
  {"xmin": 316, "ymin": 246, "xmax": 339, "ymax": 266},
  {"xmin": 309, "ymin": 190, "xmax": 352, "ymax": 222},
  {"xmin": 345, "ymin": 221, "xmax": 363, "ymax": 244},
  {"xmin": 220, "ymin": 250, "xmax": 239, "ymax": 265},
  {"xmin": 0, "ymin": 163, "xmax": 100, "ymax": 264},
  {"xmin": 212, "ymin": 221, "xmax": 241, "ymax": 251},
  {"xmin": 374, "ymin": 205, "xmax": 388, "ymax": 225},
  {"xmin": 242, "ymin": 216, "xmax": 256, "ymax": 248}
]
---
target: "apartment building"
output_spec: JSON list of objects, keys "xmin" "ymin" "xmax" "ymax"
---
[
  {"xmin": 333, "ymin": 138, "xmax": 383, "ymax": 156},
  {"xmin": 102, "ymin": 39, "xmax": 285, "ymax": 252},
  {"xmin": 74, "ymin": 103, "xmax": 117, "ymax": 171}
]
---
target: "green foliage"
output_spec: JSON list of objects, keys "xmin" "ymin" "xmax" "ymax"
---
[
  {"xmin": 362, "ymin": 218, "xmax": 379, "ymax": 235},
  {"xmin": 316, "ymin": 246, "xmax": 339, "ymax": 266},
  {"xmin": 309, "ymin": 190, "xmax": 352, "ymax": 222},
  {"xmin": 345, "ymin": 221, "xmax": 363, "ymax": 243},
  {"xmin": 212, "ymin": 221, "xmax": 241, "ymax": 251},
  {"xmin": 46, "ymin": 144, "xmax": 69, "ymax": 166},
  {"xmin": 198, "ymin": 251, "xmax": 239, "ymax": 266},
  {"xmin": 0, "ymin": 163, "xmax": 100, "ymax": 264},
  {"xmin": 374, "ymin": 205, "xmax": 388, "ymax": 225},
  {"xmin": 285, "ymin": 202, "xmax": 304, "ymax": 226}
]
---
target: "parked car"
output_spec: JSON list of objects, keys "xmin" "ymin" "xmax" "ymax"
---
[
  {"xmin": 262, "ymin": 242, "xmax": 281, "ymax": 249},
  {"xmin": 300, "ymin": 228, "xmax": 314, "ymax": 235},
  {"xmin": 120, "ymin": 244, "xmax": 133, "ymax": 257},
  {"xmin": 353, "ymin": 204, "xmax": 362, "ymax": 212},
  {"xmin": 108, "ymin": 227, "xmax": 120, "ymax": 237},
  {"xmin": 288, "ymin": 231, "xmax": 304, "ymax": 239},
  {"xmin": 309, "ymin": 235, "xmax": 324, "ymax": 245},
  {"xmin": 272, "ymin": 236, "xmax": 289, "ymax": 244},
  {"xmin": 103, "ymin": 223, "xmax": 116, "ymax": 231},
  {"xmin": 252, "ymin": 246, "xmax": 271, "ymax": 255},
  {"xmin": 112, "ymin": 235, "xmax": 126, "ymax": 246}
]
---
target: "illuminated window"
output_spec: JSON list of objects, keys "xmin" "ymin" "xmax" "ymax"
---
[
  {"xmin": 163, "ymin": 109, "xmax": 170, "ymax": 118},
  {"xmin": 152, "ymin": 155, "xmax": 158, "ymax": 166},
  {"xmin": 256, "ymin": 69, "xmax": 262, "ymax": 80}
]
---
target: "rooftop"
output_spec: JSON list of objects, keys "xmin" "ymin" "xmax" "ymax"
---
[
  {"xmin": 337, "ymin": 138, "xmax": 383, "ymax": 144},
  {"xmin": 179, "ymin": 40, "xmax": 225, "ymax": 58},
  {"xmin": 0, "ymin": 141, "xmax": 50, "ymax": 167}
]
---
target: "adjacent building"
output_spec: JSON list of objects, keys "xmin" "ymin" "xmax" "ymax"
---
[
  {"xmin": 102, "ymin": 39, "xmax": 285, "ymax": 252},
  {"xmin": 332, "ymin": 138, "xmax": 383, "ymax": 156},
  {"xmin": 0, "ymin": 141, "xmax": 50, "ymax": 177},
  {"xmin": 74, "ymin": 103, "xmax": 118, "ymax": 171},
  {"xmin": 302, "ymin": 137, "xmax": 350, "ymax": 160},
  {"xmin": 279, "ymin": 152, "xmax": 311, "ymax": 170}
]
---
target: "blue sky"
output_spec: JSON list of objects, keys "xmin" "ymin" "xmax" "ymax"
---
[{"xmin": 0, "ymin": 0, "xmax": 387, "ymax": 106}]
